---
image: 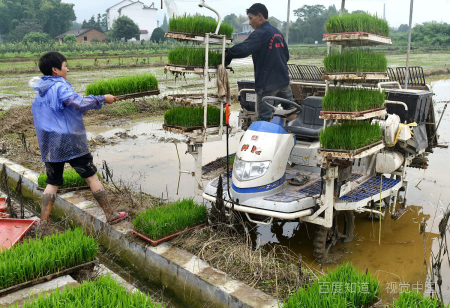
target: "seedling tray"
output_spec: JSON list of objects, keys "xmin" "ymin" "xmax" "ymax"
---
[
  {"xmin": 165, "ymin": 31, "xmax": 232, "ymax": 44},
  {"xmin": 320, "ymin": 140, "xmax": 384, "ymax": 159},
  {"xmin": 323, "ymin": 32, "xmax": 392, "ymax": 46},
  {"xmin": 133, "ymin": 223, "xmax": 206, "ymax": 246},
  {"xmin": 0, "ymin": 218, "xmax": 36, "ymax": 250},
  {"xmin": 0, "ymin": 197, "xmax": 6, "ymax": 212},
  {"xmin": 320, "ymin": 107, "xmax": 386, "ymax": 120},
  {"xmin": 164, "ymin": 93, "xmax": 225, "ymax": 105},
  {"xmin": 165, "ymin": 65, "xmax": 232, "ymax": 75},
  {"xmin": 163, "ymin": 123, "xmax": 220, "ymax": 133},
  {"xmin": 115, "ymin": 89, "xmax": 160, "ymax": 101},
  {"xmin": 0, "ymin": 260, "xmax": 98, "ymax": 296},
  {"xmin": 37, "ymin": 186, "xmax": 90, "ymax": 193},
  {"xmin": 322, "ymin": 72, "xmax": 389, "ymax": 82}
]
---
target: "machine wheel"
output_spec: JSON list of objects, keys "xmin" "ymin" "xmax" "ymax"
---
[{"xmin": 313, "ymin": 210, "xmax": 355, "ymax": 263}]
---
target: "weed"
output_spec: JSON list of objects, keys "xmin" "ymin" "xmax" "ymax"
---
[
  {"xmin": 320, "ymin": 121, "xmax": 382, "ymax": 150},
  {"xmin": 19, "ymin": 275, "xmax": 161, "ymax": 307},
  {"xmin": 133, "ymin": 198, "xmax": 206, "ymax": 241},
  {"xmin": 85, "ymin": 73, "xmax": 158, "ymax": 96},
  {"xmin": 322, "ymin": 88, "xmax": 386, "ymax": 112},
  {"xmin": 168, "ymin": 47, "xmax": 222, "ymax": 67},
  {"xmin": 324, "ymin": 49, "xmax": 387, "ymax": 73},
  {"xmin": 284, "ymin": 263, "xmax": 380, "ymax": 308},
  {"xmin": 391, "ymin": 291, "xmax": 448, "ymax": 308},
  {"xmin": 37, "ymin": 169, "xmax": 101, "ymax": 189},
  {"xmin": 0, "ymin": 228, "xmax": 98, "ymax": 290},
  {"xmin": 169, "ymin": 14, "xmax": 233, "ymax": 38},
  {"xmin": 325, "ymin": 12, "xmax": 390, "ymax": 36},
  {"xmin": 164, "ymin": 106, "xmax": 224, "ymax": 127}
]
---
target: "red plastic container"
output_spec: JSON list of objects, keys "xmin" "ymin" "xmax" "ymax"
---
[
  {"xmin": 133, "ymin": 223, "xmax": 206, "ymax": 246},
  {"xmin": 0, "ymin": 197, "xmax": 6, "ymax": 212},
  {"xmin": 0, "ymin": 218, "xmax": 36, "ymax": 250}
]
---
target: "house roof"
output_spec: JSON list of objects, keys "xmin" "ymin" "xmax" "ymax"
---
[
  {"xmin": 106, "ymin": 0, "xmax": 134, "ymax": 12},
  {"xmin": 269, "ymin": 16, "xmax": 282, "ymax": 23},
  {"xmin": 242, "ymin": 20, "xmax": 250, "ymax": 25},
  {"xmin": 140, "ymin": 30, "xmax": 148, "ymax": 34},
  {"xmin": 54, "ymin": 28, "xmax": 103, "ymax": 39},
  {"xmin": 119, "ymin": 1, "xmax": 158, "ymax": 13}
]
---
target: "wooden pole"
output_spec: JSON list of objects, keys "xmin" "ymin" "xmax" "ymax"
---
[{"xmin": 286, "ymin": 0, "xmax": 290, "ymax": 45}]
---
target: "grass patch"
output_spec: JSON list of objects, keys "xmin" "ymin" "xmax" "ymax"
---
[
  {"xmin": 0, "ymin": 228, "xmax": 98, "ymax": 290},
  {"xmin": 168, "ymin": 47, "xmax": 222, "ymax": 67},
  {"xmin": 169, "ymin": 14, "xmax": 233, "ymax": 39},
  {"xmin": 19, "ymin": 275, "xmax": 161, "ymax": 308},
  {"xmin": 324, "ymin": 49, "xmax": 387, "ymax": 73},
  {"xmin": 85, "ymin": 73, "xmax": 158, "ymax": 96},
  {"xmin": 320, "ymin": 121, "xmax": 382, "ymax": 150},
  {"xmin": 322, "ymin": 88, "xmax": 386, "ymax": 112},
  {"xmin": 391, "ymin": 291, "xmax": 448, "ymax": 308},
  {"xmin": 325, "ymin": 12, "xmax": 390, "ymax": 36},
  {"xmin": 284, "ymin": 263, "xmax": 380, "ymax": 308},
  {"xmin": 164, "ymin": 105, "xmax": 224, "ymax": 128},
  {"xmin": 37, "ymin": 169, "xmax": 100, "ymax": 188},
  {"xmin": 133, "ymin": 198, "xmax": 206, "ymax": 241}
]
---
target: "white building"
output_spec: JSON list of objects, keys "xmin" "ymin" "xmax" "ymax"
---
[{"xmin": 106, "ymin": 0, "xmax": 158, "ymax": 41}]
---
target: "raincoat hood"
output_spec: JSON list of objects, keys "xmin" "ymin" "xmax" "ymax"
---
[{"xmin": 30, "ymin": 76, "xmax": 66, "ymax": 97}]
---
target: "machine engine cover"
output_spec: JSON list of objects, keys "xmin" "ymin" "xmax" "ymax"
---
[{"xmin": 376, "ymin": 152, "xmax": 404, "ymax": 174}]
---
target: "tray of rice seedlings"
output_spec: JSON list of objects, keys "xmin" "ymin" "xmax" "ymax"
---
[
  {"xmin": 85, "ymin": 73, "xmax": 159, "ymax": 98},
  {"xmin": 324, "ymin": 12, "xmax": 391, "ymax": 46},
  {"xmin": 163, "ymin": 105, "xmax": 225, "ymax": 132},
  {"xmin": 392, "ymin": 290, "xmax": 446, "ymax": 308},
  {"xmin": 19, "ymin": 275, "xmax": 162, "ymax": 308},
  {"xmin": 320, "ymin": 88, "xmax": 387, "ymax": 119},
  {"xmin": 37, "ymin": 169, "xmax": 101, "ymax": 192},
  {"xmin": 166, "ymin": 47, "xmax": 223, "ymax": 72},
  {"xmin": 164, "ymin": 93, "xmax": 224, "ymax": 105},
  {"xmin": 323, "ymin": 49, "xmax": 388, "ymax": 80},
  {"xmin": 132, "ymin": 198, "xmax": 207, "ymax": 246},
  {"xmin": 319, "ymin": 121, "xmax": 384, "ymax": 159},
  {"xmin": 168, "ymin": 14, "xmax": 233, "ymax": 40},
  {"xmin": 284, "ymin": 263, "xmax": 380, "ymax": 308},
  {"xmin": 0, "ymin": 228, "xmax": 98, "ymax": 296}
]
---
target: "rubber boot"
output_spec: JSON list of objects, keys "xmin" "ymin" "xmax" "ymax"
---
[
  {"xmin": 93, "ymin": 189, "xmax": 118, "ymax": 222},
  {"xmin": 40, "ymin": 193, "xmax": 55, "ymax": 225}
]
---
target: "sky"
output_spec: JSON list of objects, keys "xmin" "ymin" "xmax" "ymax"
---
[{"xmin": 67, "ymin": 0, "xmax": 450, "ymax": 29}]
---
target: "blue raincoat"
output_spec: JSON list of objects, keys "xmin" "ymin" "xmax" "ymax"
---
[{"xmin": 31, "ymin": 76, "xmax": 105, "ymax": 162}]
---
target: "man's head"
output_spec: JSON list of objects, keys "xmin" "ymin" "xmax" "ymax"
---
[
  {"xmin": 39, "ymin": 52, "xmax": 69, "ymax": 79},
  {"xmin": 246, "ymin": 3, "xmax": 268, "ymax": 30}
]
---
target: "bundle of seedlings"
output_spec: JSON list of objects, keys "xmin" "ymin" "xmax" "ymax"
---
[
  {"xmin": 0, "ymin": 228, "xmax": 98, "ymax": 290},
  {"xmin": 322, "ymin": 88, "xmax": 386, "ymax": 112},
  {"xmin": 391, "ymin": 291, "xmax": 447, "ymax": 308},
  {"xmin": 169, "ymin": 14, "xmax": 233, "ymax": 39},
  {"xmin": 324, "ymin": 49, "xmax": 387, "ymax": 73},
  {"xmin": 85, "ymin": 73, "xmax": 158, "ymax": 96},
  {"xmin": 320, "ymin": 121, "xmax": 382, "ymax": 150},
  {"xmin": 325, "ymin": 12, "xmax": 390, "ymax": 36},
  {"xmin": 172, "ymin": 218, "xmax": 323, "ymax": 300},
  {"xmin": 164, "ymin": 105, "xmax": 224, "ymax": 128},
  {"xmin": 284, "ymin": 263, "xmax": 380, "ymax": 307},
  {"xmin": 37, "ymin": 169, "xmax": 101, "ymax": 189},
  {"xmin": 19, "ymin": 275, "xmax": 162, "ymax": 308},
  {"xmin": 168, "ymin": 47, "xmax": 222, "ymax": 67},
  {"xmin": 133, "ymin": 198, "xmax": 206, "ymax": 241}
]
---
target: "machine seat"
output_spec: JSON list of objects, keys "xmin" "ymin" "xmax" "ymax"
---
[{"xmin": 285, "ymin": 96, "xmax": 330, "ymax": 139}]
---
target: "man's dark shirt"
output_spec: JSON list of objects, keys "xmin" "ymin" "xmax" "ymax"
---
[{"xmin": 225, "ymin": 21, "xmax": 290, "ymax": 94}]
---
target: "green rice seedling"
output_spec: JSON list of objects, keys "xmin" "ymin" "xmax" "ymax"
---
[
  {"xmin": 169, "ymin": 14, "xmax": 234, "ymax": 39},
  {"xmin": 391, "ymin": 291, "xmax": 448, "ymax": 308},
  {"xmin": 19, "ymin": 275, "xmax": 162, "ymax": 308},
  {"xmin": 133, "ymin": 198, "xmax": 206, "ymax": 241},
  {"xmin": 168, "ymin": 47, "xmax": 222, "ymax": 67},
  {"xmin": 320, "ymin": 121, "xmax": 382, "ymax": 150},
  {"xmin": 324, "ymin": 49, "xmax": 387, "ymax": 73},
  {"xmin": 322, "ymin": 88, "xmax": 386, "ymax": 112},
  {"xmin": 325, "ymin": 12, "xmax": 390, "ymax": 36},
  {"xmin": 0, "ymin": 228, "xmax": 98, "ymax": 290},
  {"xmin": 164, "ymin": 106, "xmax": 225, "ymax": 128},
  {"xmin": 85, "ymin": 73, "xmax": 158, "ymax": 96},
  {"xmin": 284, "ymin": 263, "xmax": 380, "ymax": 308},
  {"xmin": 37, "ymin": 169, "xmax": 101, "ymax": 188}
]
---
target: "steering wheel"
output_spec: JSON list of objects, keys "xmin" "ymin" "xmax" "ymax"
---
[{"xmin": 261, "ymin": 96, "xmax": 302, "ymax": 115}]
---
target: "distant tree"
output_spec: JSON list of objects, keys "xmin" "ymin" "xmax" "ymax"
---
[
  {"xmin": 398, "ymin": 24, "xmax": 410, "ymax": 33},
  {"xmin": 23, "ymin": 32, "xmax": 53, "ymax": 45},
  {"xmin": 109, "ymin": 16, "xmax": 140, "ymax": 41},
  {"xmin": 294, "ymin": 5, "xmax": 326, "ymax": 21},
  {"xmin": 352, "ymin": 10, "xmax": 366, "ymax": 15},
  {"xmin": 63, "ymin": 34, "xmax": 78, "ymax": 44},
  {"xmin": 5, "ymin": 20, "xmax": 44, "ymax": 42},
  {"xmin": 161, "ymin": 14, "xmax": 168, "ymax": 32},
  {"xmin": 81, "ymin": 20, "xmax": 88, "ymax": 28},
  {"xmin": 268, "ymin": 17, "xmax": 281, "ymax": 29},
  {"xmin": 223, "ymin": 13, "xmax": 237, "ymax": 28},
  {"xmin": 101, "ymin": 13, "xmax": 108, "ymax": 31},
  {"xmin": 71, "ymin": 21, "xmax": 82, "ymax": 30},
  {"xmin": 150, "ymin": 27, "xmax": 165, "ymax": 43}
]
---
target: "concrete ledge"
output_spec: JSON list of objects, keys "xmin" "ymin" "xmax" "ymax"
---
[{"xmin": 0, "ymin": 157, "xmax": 279, "ymax": 308}]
